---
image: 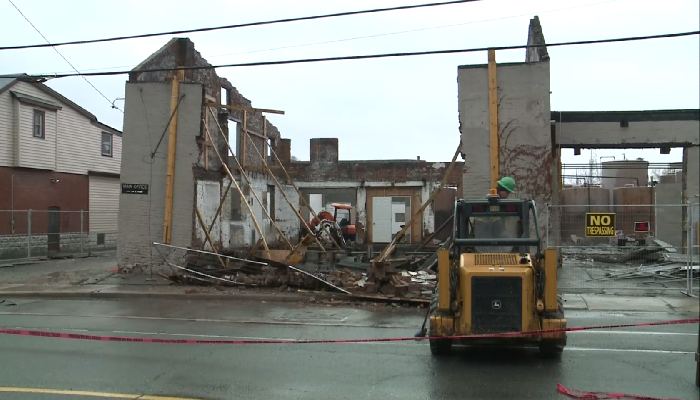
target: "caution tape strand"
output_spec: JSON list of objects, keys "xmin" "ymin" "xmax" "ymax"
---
[
  {"xmin": 556, "ymin": 383, "xmax": 692, "ymax": 400},
  {"xmin": 0, "ymin": 318, "xmax": 696, "ymax": 344}
]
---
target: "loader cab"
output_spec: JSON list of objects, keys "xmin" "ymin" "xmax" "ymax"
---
[{"xmin": 452, "ymin": 197, "xmax": 538, "ymax": 258}]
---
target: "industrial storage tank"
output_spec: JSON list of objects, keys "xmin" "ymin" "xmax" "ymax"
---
[
  {"xmin": 612, "ymin": 186, "xmax": 655, "ymax": 237},
  {"xmin": 601, "ymin": 159, "xmax": 649, "ymax": 190},
  {"xmin": 560, "ymin": 187, "xmax": 611, "ymax": 242}
]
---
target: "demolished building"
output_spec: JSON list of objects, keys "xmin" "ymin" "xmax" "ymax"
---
[{"xmin": 117, "ymin": 37, "xmax": 463, "ymax": 274}]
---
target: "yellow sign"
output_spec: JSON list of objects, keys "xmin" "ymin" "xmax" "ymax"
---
[{"xmin": 585, "ymin": 213, "xmax": 616, "ymax": 237}]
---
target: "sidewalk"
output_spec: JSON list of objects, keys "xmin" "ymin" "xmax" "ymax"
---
[{"xmin": 0, "ymin": 254, "xmax": 698, "ymax": 315}]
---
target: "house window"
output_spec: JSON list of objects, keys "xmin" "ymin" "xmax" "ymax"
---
[
  {"xmin": 101, "ymin": 132, "xmax": 113, "ymax": 157},
  {"xmin": 33, "ymin": 110, "xmax": 45, "ymax": 139}
]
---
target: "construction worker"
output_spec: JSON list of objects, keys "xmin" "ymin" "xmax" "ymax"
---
[{"xmin": 493, "ymin": 176, "xmax": 516, "ymax": 198}]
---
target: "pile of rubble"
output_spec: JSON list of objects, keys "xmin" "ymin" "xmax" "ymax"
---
[
  {"xmin": 325, "ymin": 269, "xmax": 436, "ymax": 299},
  {"xmin": 165, "ymin": 254, "xmax": 437, "ymax": 304},
  {"xmin": 561, "ymin": 238, "xmax": 698, "ymax": 282}
]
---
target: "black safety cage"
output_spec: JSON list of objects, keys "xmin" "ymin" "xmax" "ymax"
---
[{"xmin": 450, "ymin": 197, "xmax": 542, "ymax": 258}]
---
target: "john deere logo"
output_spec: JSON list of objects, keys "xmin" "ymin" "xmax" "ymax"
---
[{"xmin": 492, "ymin": 300, "xmax": 502, "ymax": 310}]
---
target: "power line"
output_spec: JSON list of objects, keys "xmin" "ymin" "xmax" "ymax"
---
[
  {"xmin": 17, "ymin": 29, "xmax": 699, "ymax": 80},
  {"xmin": 0, "ymin": 0, "xmax": 486, "ymax": 51},
  {"xmin": 204, "ymin": 0, "xmax": 622, "ymax": 60},
  {"xmin": 7, "ymin": 0, "xmax": 124, "ymax": 113},
  {"xmin": 43, "ymin": 0, "xmax": 622, "ymax": 76}
]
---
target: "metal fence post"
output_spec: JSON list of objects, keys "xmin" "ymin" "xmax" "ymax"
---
[
  {"xmin": 27, "ymin": 209, "xmax": 32, "ymax": 260},
  {"xmin": 80, "ymin": 210, "xmax": 84, "ymax": 254}
]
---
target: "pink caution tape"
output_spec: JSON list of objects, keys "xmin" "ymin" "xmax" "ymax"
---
[
  {"xmin": 557, "ymin": 383, "xmax": 695, "ymax": 400},
  {"xmin": 0, "ymin": 318, "xmax": 696, "ymax": 344}
]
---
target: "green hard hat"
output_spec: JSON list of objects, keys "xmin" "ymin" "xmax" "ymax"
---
[{"xmin": 497, "ymin": 176, "xmax": 516, "ymax": 193}]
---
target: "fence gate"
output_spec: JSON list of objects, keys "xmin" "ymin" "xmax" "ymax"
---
[{"xmin": 546, "ymin": 204, "xmax": 697, "ymax": 294}]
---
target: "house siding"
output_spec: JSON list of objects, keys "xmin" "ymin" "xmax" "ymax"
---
[
  {"xmin": 89, "ymin": 175, "xmax": 120, "ymax": 234},
  {"xmin": 17, "ymin": 101, "xmax": 57, "ymax": 170},
  {"xmin": 0, "ymin": 88, "xmax": 14, "ymax": 167},
  {"xmin": 4, "ymin": 81, "xmax": 122, "ymax": 175}
]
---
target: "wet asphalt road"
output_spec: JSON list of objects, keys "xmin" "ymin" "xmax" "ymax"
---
[{"xmin": 0, "ymin": 298, "xmax": 697, "ymax": 400}]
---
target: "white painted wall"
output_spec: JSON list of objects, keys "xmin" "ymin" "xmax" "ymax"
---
[{"xmin": 196, "ymin": 180, "xmax": 225, "ymax": 251}]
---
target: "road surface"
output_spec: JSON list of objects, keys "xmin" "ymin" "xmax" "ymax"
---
[{"xmin": 0, "ymin": 297, "xmax": 696, "ymax": 400}]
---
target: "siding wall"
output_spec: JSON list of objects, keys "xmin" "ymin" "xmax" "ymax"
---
[
  {"xmin": 0, "ymin": 87, "xmax": 15, "ymax": 167},
  {"xmin": 89, "ymin": 175, "xmax": 120, "ymax": 233},
  {"xmin": 0, "ymin": 81, "xmax": 122, "ymax": 175}
]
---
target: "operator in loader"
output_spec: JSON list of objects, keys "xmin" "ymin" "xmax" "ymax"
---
[{"xmin": 492, "ymin": 176, "xmax": 516, "ymax": 199}]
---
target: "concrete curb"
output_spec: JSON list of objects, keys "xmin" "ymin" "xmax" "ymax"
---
[{"xmin": 0, "ymin": 289, "xmax": 348, "ymax": 303}]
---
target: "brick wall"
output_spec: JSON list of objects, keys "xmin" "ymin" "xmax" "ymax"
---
[{"xmin": 0, "ymin": 166, "xmax": 88, "ymax": 235}]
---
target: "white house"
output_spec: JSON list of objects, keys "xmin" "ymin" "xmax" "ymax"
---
[{"xmin": 0, "ymin": 74, "xmax": 122, "ymax": 258}]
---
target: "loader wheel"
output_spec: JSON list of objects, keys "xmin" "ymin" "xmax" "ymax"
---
[
  {"xmin": 428, "ymin": 291, "xmax": 452, "ymax": 356},
  {"xmin": 539, "ymin": 299, "xmax": 566, "ymax": 358}
]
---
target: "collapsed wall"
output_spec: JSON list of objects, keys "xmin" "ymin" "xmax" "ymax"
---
[{"xmin": 117, "ymin": 38, "xmax": 287, "ymax": 272}]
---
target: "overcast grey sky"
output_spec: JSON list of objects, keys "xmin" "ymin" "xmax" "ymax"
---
[{"xmin": 2, "ymin": 0, "xmax": 698, "ymax": 165}]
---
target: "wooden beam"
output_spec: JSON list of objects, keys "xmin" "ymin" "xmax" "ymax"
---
[
  {"xmin": 246, "ymin": 128, "xmax": 328, "ymax": 252},
  {"xmin": 205, "ymin": 101, "xmax": 285, "ymax": 115},
  {"xmin": 488, "ymin": 49, "xmax": 499, "ymax": 188},
  {"xmin": 206, "ymin": 108, "xmax": 294, "ymax": 251},
  {"xmin": 262, "ymin": 116, "xmax": 268, "ymax": 161},
  {"xmin": 195, "ymin": 207, "xmax": 226, "ymax": 268},
  {"xmin": 204, "ymin": 125, "xmax": 271, "ymax": 255},
  {"xmin": 267, "ymin": 144, "xmax": 341, "ymax": 251},
  {"xmin": 241, "ymin": 111, "xmax": 247, "ymax": 168},
  {"xmin": 374, "ymin": 142, "xmax": 462, "ymax": 264},
  {"xmin": 163, "ymin": 69, "xmax": 184, "ymax": 244}
]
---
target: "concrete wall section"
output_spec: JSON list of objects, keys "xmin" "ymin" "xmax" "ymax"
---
[
  {"xmin": 457, "ymin": 66, "xmax": 491, "ymax": 199},
  {"xmin": 553, "ymin": 117, "xmax": 700, "ymax": 149},
  {"xmin": 459, "ymin": 61, "xmax": 553, "ymax": 240},
  {"xmin": 117, "ymin": 82, "xmax": 203, "ymax": 271}
]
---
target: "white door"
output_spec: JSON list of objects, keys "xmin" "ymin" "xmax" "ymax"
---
[{"xmin": 372, "ymin": 197, "xmax": 393, "ymax": 243}]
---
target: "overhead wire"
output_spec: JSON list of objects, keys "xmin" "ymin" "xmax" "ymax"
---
[
  {"xmin": 0, "ymin": 0, "xmax": 486, "ymax": 51},
  {"xmin": 17, "ymin": 30, "xmax": 700, "ymax": 80},
  {"xmin": 6, "ymin": 0, "xmax": 124, "ymax": 113},
  {"xmin": 40, "ymin": 0, "xmax": 623, "ymax": 76}
]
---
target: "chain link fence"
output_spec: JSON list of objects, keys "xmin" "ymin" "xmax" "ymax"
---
[
  {"xmin": 0, "ymin": 210, "xmax": 118, "ymax": 262},
  {"xmin": 546, "ymin": 204, "xmax": 697, "ymax": 294},
  {"xmin": 688, "ymin": 203, "xmax": 699, "ymax": 297}
]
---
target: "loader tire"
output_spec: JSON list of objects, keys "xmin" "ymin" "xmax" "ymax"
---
[
  {"xmin": 428, "ymin": 291, "xmax": 452, "ymax": 356},
  {"xmin": 539, "ymin": 300, "xmax": 566, "ymax": 358}
]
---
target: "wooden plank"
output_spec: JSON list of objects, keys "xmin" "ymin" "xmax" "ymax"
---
[
  {"xmin": 203, "ymin": 123, "xmax": 270, "ymax": 254},
  {"xmin": 163, "ymin": 69, "xmax": 183, "ymax": 244},
  {"xmin": 241, "ymin": 111, "xmax": 247, "ymax": 168},
  {"xmin": 374, "ymin": 142, "xmax": 462, "ymax": 264},
  {"xmin": 205, "ymin": 101, "xmax": 285, "ymax": 115},
  {"xmin": 488, "ymin": 49, "xmax": 499, "ymax": 188},
  {"xmin": 267, "ymin": 145, "xmax": 340, "ymax": 251},
  {"xmin": 245, "ymin": 128, "xmax": 326, "ymax": 251},
  {"xmin": 206, "ymin": 107, "xmax": 293, "ymax": 251},
  {"xmin": 195, "ymin": 207, "xmax": 226, "ymax": 268}
]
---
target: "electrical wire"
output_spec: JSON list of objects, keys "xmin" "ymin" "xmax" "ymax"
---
[
  {"xmin": 40, "ymin": 0, "xmax": 623, "ymax": 76},
  {"xmin": 16, "ymin": 29, "xmax": 699, "ymax": 80},
  {"xmin": 7, "ymin": 0, "xmax": 124, "ymax": 113},
  {"xmin": 203, "ymin": 0, "xmax": 622, "ymax": 60},
  {"xmin": 0, "ymin": 0, "xmax": 486, "ymax": 51}
]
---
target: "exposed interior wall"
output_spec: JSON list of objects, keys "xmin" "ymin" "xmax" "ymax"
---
[{"xmin": 117, "ymin": 82, "xmax": 203, "ymax": 271}]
